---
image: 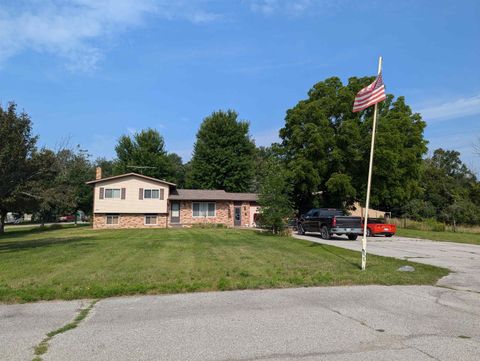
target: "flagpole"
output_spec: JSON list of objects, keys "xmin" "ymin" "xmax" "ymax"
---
[{"xmin": 361, "ymin": 56, "xmax": 382, "ymax": 271}]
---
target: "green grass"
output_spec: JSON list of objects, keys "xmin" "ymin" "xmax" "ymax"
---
[
  {"xmin": 0, "ymin": 225, "xmax": 449, "ymax": 303},
  {"xmin": 396, "ymin": 228, "xmax": 480, "ymax": 245}
]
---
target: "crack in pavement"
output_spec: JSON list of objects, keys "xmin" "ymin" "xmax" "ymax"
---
[{"xmin": 31, "ymin": 299, "xmax": 98, "ymax": 361}]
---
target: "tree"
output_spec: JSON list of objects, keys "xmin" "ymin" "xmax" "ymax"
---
[
  {"xmin": 279, "ymin": 76, "xmax": 427, "ymax": 213},
  {"xmin": 251, "ymin": 145, "xmax": 282, "ymax": 192},
  {"xmin": 114, "ymin": 128, "xmax": 179, "ymax": 183},
  {"xmin": 257, "ymin": 159, "xmax": 294, "ymax": 234},
  {"xmin": 186, "ymin": 110, "xmax": 255, "ymax": 192},
  {"xmin": 57, "ymin": 147, "xmax": 94, "ymax": 217},
  {"xmin": 94, "ymin": 157, "xmax": 115, "ymax": 178},
  {"xmin": 0, "ymin": 103, "xmax": 38, "ymax": 234},
  {"xmin": 25, "ymin": 149, "xmax": 75, "ymax": 225},
  {"xmin": 166, "ymin": 153, "xmax": 186, "ymax": 187},
  {"xmin": 325, "ymin": 173, "xmax": 356, "ymax": 209},
  {"xmin": 413, "ymin": 148, "xmax": 480, "ymax": 226}
]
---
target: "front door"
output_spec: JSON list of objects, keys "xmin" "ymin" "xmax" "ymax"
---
[
  {"xmin": 171, "ymin": 202, "xmax": 180, "ymax": 223},
  {"xmin": 234, "ymin": 206, "xmax": 242, "ymax": 227}
]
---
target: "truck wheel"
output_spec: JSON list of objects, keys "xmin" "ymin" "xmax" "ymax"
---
[
  {"xmin": 297, "ymin": 224, "xmax": 305, "ymax": 235},
  {"xmin": 348, "ymin": 234, "xmax": 358, "ymax": 241},
  {"xmin": 386, "ymin": 233, "xmax": 393, "ymax": 237},
  {"xmin": 366, "ymin": 228, "xmax": 372, "ymax": 237},
  {"xmin": 321, "ymin": 226, "xmax": 331, "ymax": 240}
]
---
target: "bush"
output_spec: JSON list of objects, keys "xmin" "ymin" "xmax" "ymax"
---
[
  {"xmin": 392, "ymin": 218, "xmax": 445, "ymax": 232},
  {"xmin": 190, "ymin": 223, "xmax": 227, "ymax": 229}
]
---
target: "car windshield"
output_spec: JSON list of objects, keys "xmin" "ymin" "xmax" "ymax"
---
[
  {"xmin": 368, "ymin": 218, "xmax": 385, "ymax": 224},
  {"xmin": 320, "ymin": 209, "xmax": 344, "ymax": 217}
]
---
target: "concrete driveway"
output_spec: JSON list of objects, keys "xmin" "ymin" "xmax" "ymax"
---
[
  {"xmin": 294, "ymin": 233, "xmax": 480, "ymax": 292},
  {"xmin": 1, "ymin": 235, "xmax": 479, "ymax": 361}
]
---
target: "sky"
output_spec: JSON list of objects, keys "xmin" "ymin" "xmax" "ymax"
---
[{"xmin": 1, "ymin": 0, "xmax": 479, "ymax": 172}]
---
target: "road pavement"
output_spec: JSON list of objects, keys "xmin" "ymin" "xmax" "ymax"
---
[{"xmin": 1, "ymin": 235, "xmax": 479, "ymax": 361}]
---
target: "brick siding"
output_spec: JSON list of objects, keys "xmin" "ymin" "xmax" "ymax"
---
[
  {"xmin": 92, "ymin": 201, "xmax": 257, "ymax": 229},
  {"xmin": 169, "ymin": 201, "xmax": 233, "ymax": 227},
  {"xmin": 93, "ymin": 213, "xmax": 168, "ymax": 229}
]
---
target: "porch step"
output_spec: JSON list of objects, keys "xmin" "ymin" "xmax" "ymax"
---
[{"xmin": 169, "ymin": 224, "xmax": 184, "ymax": 228}]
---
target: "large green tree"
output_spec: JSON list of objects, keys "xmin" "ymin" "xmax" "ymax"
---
[
  {"xmin": 0, "ymin": 103, "xmax": 38, "ymax": 233},
  {"xmin": 186, "ymin": 110, "xmax": 255, "ymax": 192},
  {"xmin": 114, "ymin": 128, "xmax": 183, "ymax": 184},
  {"xmin": 413, "ymin": 148, "xmax": 480, "ymax": 225},
  {"xmin": 279, "ymin": 76, "xmax": 427, "ymax": 213}
]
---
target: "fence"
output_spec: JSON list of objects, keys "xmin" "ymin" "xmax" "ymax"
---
[{"xmin": 390, "ymin": 217, "xmax": 480, "ymax": 234}]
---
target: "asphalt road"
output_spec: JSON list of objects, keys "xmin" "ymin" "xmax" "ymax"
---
[{"xmin": 1, "ymin": 235, "xmax": 479, "ymax": 361}]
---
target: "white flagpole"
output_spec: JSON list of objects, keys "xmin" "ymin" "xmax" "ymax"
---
[{"xmin": 361, "ymin": 56, "xmax": 382, "ymax": 271}]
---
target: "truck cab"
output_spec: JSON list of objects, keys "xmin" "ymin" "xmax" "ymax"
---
[{"xmin": 298, "ymin": 208, "xmax": 363, "ymax": 240}]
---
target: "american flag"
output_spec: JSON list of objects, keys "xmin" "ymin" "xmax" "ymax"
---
[{"xmin": 352, "ymin": 73, "xmax": 386, "ymax": 112}]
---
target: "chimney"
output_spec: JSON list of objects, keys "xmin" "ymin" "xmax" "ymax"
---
[{"xmin": 95, "ymin": 167, "xmax": 102, "ymax": 180}]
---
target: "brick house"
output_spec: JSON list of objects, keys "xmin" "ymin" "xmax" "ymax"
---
[{"xmin": 86, "ymin": 168, "xmax": 259, "ymax": 229}]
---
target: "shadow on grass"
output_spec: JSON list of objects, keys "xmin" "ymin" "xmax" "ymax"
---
[
  {"xmin": 309, "ymin": 243, "xmax": 361, "ymax": 269},
  {"xmin": 304, "ymin": 233, "xmax": 355, "ymax": 242},
  {"xmin": 1, "ymin": 223, "xmax": 90, "ymax": 239},
  {"xmin": 0, "ymin": 237, "xmax": 92, "ymax": 253}
]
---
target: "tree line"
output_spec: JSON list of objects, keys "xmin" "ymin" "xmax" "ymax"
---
[{"xmin": 1, "ymin": 75, "xmax": 479, "ymax": 233}]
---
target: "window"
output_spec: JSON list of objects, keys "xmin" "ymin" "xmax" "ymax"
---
[
  {"xmin": 145, "ymin": 215, "xmax": 157, "ymax": 225},
  {"xmin": 192, "ymin": 202, "xmax": 216, "ymax": 217},
  {"xmin": 105, "ymin": 189, "xmax": 121, "ymax": 199},
  {"xmin": 106, "ymin": 214, "xmax": 119, "ymax": 225},
  {"xmin": 144, "ymin": 189, "xmax": 160, "ymax": 199}
]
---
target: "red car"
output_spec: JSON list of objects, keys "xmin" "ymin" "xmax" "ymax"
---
[
  {"xmin": 58, "ymin": 215, "xmax": 76, "ymax": 222},
  {"xmin": 363, "ymin": 218, "xmax": 396, "ymax": 237}
]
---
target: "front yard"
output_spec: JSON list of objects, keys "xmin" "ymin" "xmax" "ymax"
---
[
  {"xmin": 396, "ymin": 228, "xmax": 480, "ymax": 245},
  {"xmin": 0, "ymin": 225, "xmax": 448, "ymax": 303}
]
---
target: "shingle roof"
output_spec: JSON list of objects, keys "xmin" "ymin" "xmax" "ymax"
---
[
  {"xmin": 86, "ymin": 173, "xmax": 176, "ymax": 186},
  {"xmin": 168, "ymin": 189, "xmax": 258, "ymax": 201}
]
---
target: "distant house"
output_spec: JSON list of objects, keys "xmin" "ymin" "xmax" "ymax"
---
[
  {"xmin": 349, "ymin": 202, "xmax": 387, "ymax": 219},
  {"xmin": 86, "ymin": 168, "xmax": 259, "ymax": 229}
]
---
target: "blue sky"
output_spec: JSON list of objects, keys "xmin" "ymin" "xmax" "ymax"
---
[{"xmin": 1, "ymin": 0, "xmax": 479, "ymax": 172}]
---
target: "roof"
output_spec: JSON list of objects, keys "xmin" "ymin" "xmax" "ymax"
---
[
  {"xmin": 168, "ymin": 189, "xmax": 258, "ymax": 202},
  {"xmin": 86, "ymin": 173, "xmax": 176, "ymax": 186}
]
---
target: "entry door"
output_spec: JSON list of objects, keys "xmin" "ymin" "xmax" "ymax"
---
[
  {"xmin": 171, "ymin": 202, "xmax": 180, "ymax": 223},
  {"xmin": 234, "ymin": 206, "xmax": 241, "ymax": 227}
]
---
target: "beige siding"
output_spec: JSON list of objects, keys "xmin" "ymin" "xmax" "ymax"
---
[
  {"xmin": 350, "ymin": 202, "xmax": 385, "ymax": 218},
  {"xmin": 93, "ymin": 176, "xmax": 169, "ymax": 214}
]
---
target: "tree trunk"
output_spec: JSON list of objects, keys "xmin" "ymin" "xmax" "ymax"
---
[{"xmin": 0, "ymin": 211, "xmax": 6, "ymax": 234}]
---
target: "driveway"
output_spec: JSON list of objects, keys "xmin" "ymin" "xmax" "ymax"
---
[
  {"xmin": 294, "ymin": 233, "xmax": 480, "ymax": 292},
  {"xmin": 1, "ymin": 236, "xmax": 479, "ymax": 361}
]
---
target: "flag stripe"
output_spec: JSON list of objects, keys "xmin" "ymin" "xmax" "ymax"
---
[
  {"xmin": 354, "ymin": 85, "xmax": 385, "ymax": 102},
  {"xmin": 354, "ymin": 88, "xmax": 385, "ymax": 106},
  {"xmin": 352, "ymin": 73, "xmax": 386, "ymax": 112},
  {"xmin": 353, "ymin": 95, "xmax": 386, "ymax": 112},
  {"xmin": 353, "ymin": 97, "xmax": 386, "ymax": 111}
]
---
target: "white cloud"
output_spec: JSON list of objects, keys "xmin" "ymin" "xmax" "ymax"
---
[
  {"xmin": 417, "ymin": 94, "xmax": 480, "ymax": 122},
  {"xmin": 248, "ymin": 0, "xmax": 313, "ymax": 15},
  {"xmin": 0, "ymin": 0, "xmax": 220, "ymax": 72}
]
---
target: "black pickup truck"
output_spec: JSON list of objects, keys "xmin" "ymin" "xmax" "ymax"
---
[{"xmin": 297, "ymin": 208, "xmax": 362, "ymax": 240}]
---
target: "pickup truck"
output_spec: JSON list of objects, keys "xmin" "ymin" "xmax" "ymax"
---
[{"xmin": 297, "ymin": 208, "xmax": 363, "ymax": 240}]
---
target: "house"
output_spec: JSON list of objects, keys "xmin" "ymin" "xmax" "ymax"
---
[
  {"xmin": 349, "ymin": 202, "xmax": 388, "ymax": 219},
  {"xmin": 86, "ymin": 168, "xmax": 259, "ymax": 229}
]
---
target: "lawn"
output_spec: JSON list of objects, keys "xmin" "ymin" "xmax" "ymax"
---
[
  {"xmin": 0, "ymin": 225, "xmax": 448, "ymax": 303},
  {"xmin": 396, "ymin": 228, "xmax": 480, "ymax": 246}
]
